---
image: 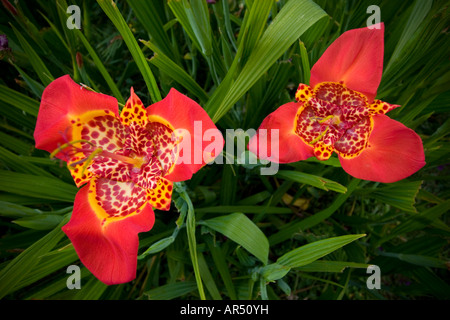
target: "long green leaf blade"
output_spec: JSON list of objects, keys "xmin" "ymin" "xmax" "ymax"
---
[
  {"xmin": 0, "ymin": 170, "xmax": 77, "ymax": 202},
  {"xmin": 0, "ymin": 85, "xmax": 40, "ymax": 117},
  {"xmin": 276, "ymin": 170, "xmax": 348, "ymax": 193},
  {"xmin": 206, "ymin": 0, "xmax": 327, "ymax": 122},
  {"xmin": 277, "ymin": 234, "xmax": 366, "ymax": 268},
  {"xmin": 97, "ymin": 0, "xmax": 161, "ymax": 103},
  {"xmin": 0, "ymin": 215, "xmax": 70, "ymax": 299},
  {"xmin": 11, "ymin": 25, "xmax": 54, "ymax": 86},
  {"xmin": 199, "ymin": 213, "xmax": 269, "ymax": 264}
]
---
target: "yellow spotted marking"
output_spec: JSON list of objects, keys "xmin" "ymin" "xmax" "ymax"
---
[
  {"xmin": 295, "ymin": 83, "xmax": 313, "ymax": 102},
  {"xmin": 313, "ymin": 140, "xmax": 334, "ymax": 161},
  {"xmin": 147, "ymin": 177, "xmax": 173, "ymax": 211},
  {"xmin": 120, "ymin": 88, "xmax": 148, "ymax": 127},
  {"xmin": 368, "ymin": 99, "xmax": 399, "ymax": 115},
  {"xmin": 68, "ymin": 152, "xmax": 93, "ymax": 187}
]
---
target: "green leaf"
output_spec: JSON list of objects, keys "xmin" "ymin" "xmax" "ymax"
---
[
  {"xmin": 0, "ymin": 215, "xmax": 70, "ymax": 299},
  {"xmin": 259, "ymin": 276, "xmax": 269, "ymax": 300},
  {"xmin": 195, "ymin": 205, "xmax": 292, "ymax": 215},
  {"xmin": 206, "ymin": 0, "xmax": 327, "ymax": 122},
  {"xmin": 236, "ymin": 191, "xmax": 271, "ymax": 205},
  {"xmin": 362, "ymin": 180, "xmax": 422, "ymax": 213},
  {"xmin": 0, "ymin": 146, "xmax": 55, "ymax": 178},
  {"xmin": 197, "ymin": 251, "xmax": 222, "ymax": 300},
  {"xmin": 168, "ymin": 0, "xmax": 222, "ymax": 84},
  {"xmin": 305, "ymin": 155, "xmax": 342, "ymax": 167},
  {"xmin": 297, "ymin": 260, "xmax": 371, "ymax": 273},
  {"xmin": 199, "ymin": 213, "xmax": 269, "ymax": 264},
  {"xmin": 0, "ymin": 170, "xmax": 77, "ymax": 202},
  {"xmin": 177, "ymin": 184, "xmax": 206, "ymax": 300},
  {"xmin": 237, "ymin": 0, "xmax": 274, "ymax": 66},
  {"xmin": 299, "ymin": 41, "xmax": 311, "ymax": 84},
  {"xmin": 0, "ymin": 85, "xmax": 40, "ymax": 117},
  {"xmin": 11, "ymin": 25, "xmax": 54, "ymax": 86},
  {"xmin": 142, "ymin": 39, "xmax": 209, "ymax": 102},
  {"xmin": 301, "ymin": 272, "xmax": 346, "ymax": 290},
  {"xmin": 378, "ymin": 251, "xmax": 447, "ymax": 269},
  {"xmin": 260, "ymin": 263, "xmax": 291, "ymax": 282},
  {"xmin": 206, "ymin": 239, "xmax": 237, "ymax": 300},
  {"xmin": 13, "ymin": 214, "xmax": 65, "ymax": 230},
  {"xmin": 0, "ymin": 201, "xmax": 44, "ymax": 218},
  {"xmin": 16, "ymin": 246, "xmax": 78, "ymax": 294},
  {"xmin": 97, "ymin": 0, "xmax": 161, "ymax": 103},
  {"xmin": 0, "ymin": 131, "xmax": 33, "ymax": 155},
  {"xmin": 276, "ymin": 170, "xmax": 348, "ymax": 193},
  {"xmin": 385, "ymin": 0, "xmax": 433, "ymax": 73},
  {"xmin": 138, "ymin": 227, "xmax": 181, "ymax": 259},
  {"xmin": 142, "ymin": 281, "xmax": 198, "ymax": 300},
  {"xmin": 409, "ymin": 268, "xmax": 450, "ymax": 300},
  {"xmin": 269, "ymin": 178, "xmax": 360, "ymax": 245},
  {"xmin": 73, "ymin": 275, "xmax": 108, "ymax": 300},
  {"xmin": 169, "ymin": 0, "xmax": 213, "ymax": 57},
  {"xmin": 277, "ymin": 234, "xmax": 366, "ymax": 268},
  {"xmin": 74, "ymin": 28, "xmax": 125, "ymax": 104},
  {"xmin": 380, "ymin": 200, "xmax": 450, "ymax": 245},
  {"xmin": 127, "ymin": 0, "xmax": 179, "ymax": 61},
  {"xmin": 10, "ymin": 62, "xmax": 45, "ymax": 98},
  {"xmin": 25, "ymin": 265, "xmax": 91, "ymax": 300},
  {"xmin": 276, "ymin": 278, "xmax": 292, "ymax": 296}
]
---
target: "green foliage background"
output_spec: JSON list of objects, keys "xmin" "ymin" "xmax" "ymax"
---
[{"xmin": 0, "ymin": 0, "xmax": 449, "ymax": 300}]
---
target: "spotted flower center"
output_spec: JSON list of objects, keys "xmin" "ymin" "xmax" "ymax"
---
[
  {"xmin": 66, "ymin": 112, "xmax": 170, "ymax": 190},
  {"xmin": 55, "ymin": 96, "xmax": 179, "ymax": 219},
  {"xmin": 294, "ymin": 82, "xmax": 396, "ymax": 160}
]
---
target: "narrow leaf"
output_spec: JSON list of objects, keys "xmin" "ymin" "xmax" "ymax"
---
[
  {"xmin": 97, "ymin": 0, "xmax": 161, "ymax": 103},
  {"xmin": 206, "ymin": 0, "xmax": 327, "ymax": 122},
  {"xmin": 276, "ymin": 170, "xmax": 348, "ymax": 193},
  {"xmin": 0, "ymin": 215, "xmax": 70, "ymax": 299},
  {"xmin": 199, "ymin": 213, "xmax": 269, "ymax": 264},
  {"xmin": 143, "ymin": 281, "xmax": 198, "ymax": 300},
  {"xmin": 277, "ymin": 234, "xmax": 366, "ymax": 268},
  {"xmin": 0, "ymin": 170, "xmax": 77, "ymax": 202}
]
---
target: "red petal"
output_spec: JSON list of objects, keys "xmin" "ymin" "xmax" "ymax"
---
[
  {"xmin": 62, "ymin": 180, "xmax": 155, "ymax": 285},
  {"xmin": 339, "ymin": 114, "xmax": 425, "ymax": 183},
  {"xmin": 147, "ymin": 88, "xmax": 224, "ymax": 182},
  {"xmin": 34, "ymin": 75, "xmax": 118, "ymax": 160},
  {"xmin": 310, "ymin": 23, "xmax": 384, "ymax": 102},
  {"xmin": 248, "ymin": 102, "xmax": 314, "ymax": 163}
]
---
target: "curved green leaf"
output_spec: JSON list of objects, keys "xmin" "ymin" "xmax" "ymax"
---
[
  {"xmin": 277, "ymin": 234, "xmax": 366, "ymax": 268},
  {"xmin": 97, "ymin": 0, "xmax": 161, "ymax": 103},
  {"xmin": 199, "ymin": 213, "xmax": 269, "ymax": 264},
  {"xmin": 276, "ymin": 170, "xmax": 348, "ymax": 193}
]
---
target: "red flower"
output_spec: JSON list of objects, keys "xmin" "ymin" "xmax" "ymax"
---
[
  {"xmin": 34, "ymin": 75, "xmax": 223, "ymax": 285},
  {"xmin": 249, "ymin": 24, "xmax": 425, "ymax": 183}
]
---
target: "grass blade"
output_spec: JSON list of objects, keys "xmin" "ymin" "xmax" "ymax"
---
[
  {"xmin": 0, "ymin": 170, "xmax": 77, "ymax": 202},
  {"xmin": 199, "ymin": 212, "xmax": 269, "ymax": 265},
  {"xmin": 97, "ymin": 0, "xmax": 161, "ymax": 103},
  {"xmin": 177, "ymin": 185, "xmax": 206, "ymax": 300},
  {"xmin": 276, "ymin": 170, "xmax": 348, "ymax": 193},
  {"xmin": 11, "ymin": 25, "xmax": 54, "ymax": 86},
  {"xmin": 277, "ymin": 234, "xmax": 366, "ymax": 268},
  {"xmin": 205, "ymin": 0, "xmax": 327, "ymax": 122},
  {"xmin": 269, "ymin": 178, "xmax": 360, "ymax": 245},
  {"xmin": 0, "ymin": 215, "xmax": 70, "ymax": 299},
  {"xmin": 0, "ymin": 85, "xmax": 40, "ymax": 116}
]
